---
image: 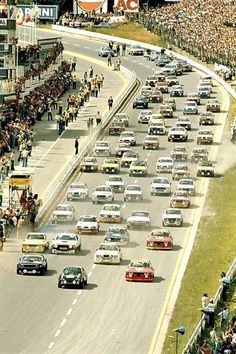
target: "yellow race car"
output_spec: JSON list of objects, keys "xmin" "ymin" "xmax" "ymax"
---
[{"xmin": 22, "ymin": 233, "xmax": 49, "ymax": 253}]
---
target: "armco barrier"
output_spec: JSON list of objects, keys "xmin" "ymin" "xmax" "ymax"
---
[
  {"xmin": 183, "ymin": 258, "xmax": 236, "ymax": 353},
  {"xmin": 35, "ymin": 66, "xmax": 137, "ymax": 223},
  {"xmin": 52, "ymin": 24, "xmax": 236, "ymax": 100},
  {"xmin": 47, "ymin": 26, "xmax": 235, "ymax": 352}
]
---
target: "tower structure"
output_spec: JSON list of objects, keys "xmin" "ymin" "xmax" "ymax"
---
[{"xmin": 0, "ymin": 0, "xmax": 17, "ymax": 104}]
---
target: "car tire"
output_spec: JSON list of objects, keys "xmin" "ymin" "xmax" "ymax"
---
[
  {"xmin": 58, "ymin": 282, "xmax": 62, "ymax": 288},
  {"xmin": 16, "ymin": 269, "xmax": 20, "ymax": 274}
]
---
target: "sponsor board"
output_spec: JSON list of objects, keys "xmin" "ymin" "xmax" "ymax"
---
[
  {"xmin": 77, "ymin": 0, "xmax": 107, "ymax": 12},
  {"xmin": 16, "ymin": 4, "xmax": 58, "ymax": 22},
  {"xmin": 114, "ymin": 0, "xmax": 139, "ymax": 13}
]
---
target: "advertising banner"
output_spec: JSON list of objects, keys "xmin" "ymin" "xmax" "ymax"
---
[
  {"xmin": 77, "ymin": 0, "xmax": 107, "ymax": 13},
  {"xmin": 114, "ymin": 0, "xmax": 139, "ymax": 13},
  {"xmin": 16, "ymin": 4, "xmax": 58, "ymax": 22}
]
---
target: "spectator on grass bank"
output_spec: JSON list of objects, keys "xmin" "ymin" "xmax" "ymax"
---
[
  {"xmin": 201, "ymin": 293, "xmax": 210, "ymax": 308},
  {"xmin": 218, "ymin": 306, "xmax": 229, "ymax": 329},
  {"xmin": 220, "ymin": 272, "xmax": 230, "ymax": 302}
]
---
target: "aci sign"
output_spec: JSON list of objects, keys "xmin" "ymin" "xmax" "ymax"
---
[
  {"xmin": 17, "ymin": 5, "xmax": 58, "ymax": 20},
  {"xmin": 114, "ymin": 0, "xmax": 139, "ymax": 12}
]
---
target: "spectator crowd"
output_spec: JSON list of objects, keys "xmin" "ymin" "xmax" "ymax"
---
[{"xmin": 140, "ymin": 0, "xmax": 236, "ymax": 72}]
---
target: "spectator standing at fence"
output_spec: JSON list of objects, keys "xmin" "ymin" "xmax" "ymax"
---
[
  {"xmin": 47, "ymin": 107, "xmax": 53, "ymax": 121},
  {"xmin": 89, "ymin": 66, "xmax": 93, "ymax": 78},
  {"xmin": 58, "ymin": 99, "xmax": 63, "ymax": 115},
  {"xmin": 0, "ymin": 184, "xmax": 3, "ymax": 207},
  {"xmin": 107, "ymin": 53, "xmax": 112, "ymax": 67},
  {"xmin": 207, "ymin": 299, "xmax": 215, "ymax": 328},
  {"xmin": 108, "ymin": 96, "xmax": 113, "ymax": 110},
  {"xmin": 75, "ymin": 137, "xmax": 79, "ymax": 155},
  {"xmin": 122, "ymin": 43, "xmax": 126, "ymax": 56},
  {"xmin": 220, "ymin": 272, "xmax": 230, "ymax": 302},
  {"xmin": 10, "ymin": 151, "xmax": 15, "ymax": 171},
  {"xmin": 72, "ymin": 57, "xmax": 77, "ymax": 71},
  {"xmin": 116, "ymin": 43, "xmax": 120, "ymax": 56},
  {"xmin": 201, "ymin": 293, "xmax": 210, "ymax": 308},
  {"xmin": 72, "ymin": 75, "xmax": 77, "ymax": 90},
  {"xmin": 21, "ymin": 148, "xmax": 28, "ymax": 168},
  {"xmin": 218, "ymin": 307, "xmax": 229, "ymax": 329}
]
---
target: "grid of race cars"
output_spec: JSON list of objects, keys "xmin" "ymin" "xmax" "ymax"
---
[{"xmin": 18, "ymin": 48, "xmax": 222, "ymax": 288}]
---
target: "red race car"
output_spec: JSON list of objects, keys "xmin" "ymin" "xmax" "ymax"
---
[
  {"xmin": 125, "ymin": 260, "xmax": 154, "ymax": 282},
  {"xmin": 146, "ymin": 228, "xmax": 173, "ymax": 250}
]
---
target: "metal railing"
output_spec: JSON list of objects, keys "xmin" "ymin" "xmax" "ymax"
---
[{"xmin": 183, "ymin": 258, "xmax": 236, "ymax": 353}]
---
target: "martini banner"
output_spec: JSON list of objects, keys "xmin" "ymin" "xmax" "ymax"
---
[{"xmin": 114, "ymin": 0, "xmax": 139, "ymax": 12}]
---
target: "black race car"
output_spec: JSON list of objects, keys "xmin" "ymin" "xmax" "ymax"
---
[
  {"xmin": 17, "ymin": 254, "xmax": 47, "ymax": 275},
  {"xmin": 58, "ymin": 266, "xmax": 87, "ymax": 288},
  {"xmin": 133, "ymin": 96, "xmax": 148, "ymax": 109}
]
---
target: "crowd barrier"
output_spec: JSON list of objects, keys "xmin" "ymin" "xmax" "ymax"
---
[{"xmin": 35, "ymin": 66, "xmax": 137, "ymax": 223}]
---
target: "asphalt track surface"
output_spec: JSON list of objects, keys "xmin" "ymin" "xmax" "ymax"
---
[{"xmin": 0, "ymin": 29, "xmax": 228, "ymax": 354}]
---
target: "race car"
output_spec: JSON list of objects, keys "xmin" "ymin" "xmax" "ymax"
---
[
  {"xmin": 128, "ymin": 45, "xmax": 145, "ymax": 55},
  {"xmin": 114, "ymin": 112, "xmax": 129, "ymax": 127},
  {"xmin": 99, "ymin": 204, "xmax": 122, "ymax": 223},
  {"xmin": 170, "ymin": 85, "xmax": 184, "ymax": 97},
  {"xmin": 155, "ymin": 81, "xmax": 168, "ymax": 93},
  {"xmin": 143, "ymin": 135, "xmax": 160, "ymax": 150},
  {"xmin": 190, "ymin": 147, "xmax": 208, "ymax": 162},
  {"xmin": 51, "ymin": 233, "xmax": 81, "ymax": 254},
  {"xmin": 163, "ymin": 98, "xmax": 176, "ymax": 111},
  {"xmin": 166, "ymin": 75, "xmax": 179, "ymax": 86},
  {"xmin": 66, "ymin": 182, "xmax": 89, "ymax": 201},
  {"xmin": 103, "ymin": 226, "xmax": 129, "ymax": 246},
  {"xmin": 148, "ymin": 90, "xmax": 163, "ymax": 103},
  {"xmin": 150, "ymin": 177, "xmax": 171, "ymax": 196},
  {"xmin": 146, "ymin": 228, "xmax": 173, "ymax": 250},
  {"xmin": 196, "ymin": 161, "xmax": 215, "ymax": 177},
  {"xmin": 119, "ymin": 131, "xmax": 136, "ymax": 146},
  {"xmin": 121, "ymin": 151, "xmax": 139, "ymax": 167},
  {"xmin": 98, "ymin": 47, "xmax": 116, "ymax": 57},
  {"xmin": 115, "ymin": 142, "xmax": 131, "ymax": 157},
  {"xmin": 76, "ymin": 215, "xmax": 99, "ymax": 234},
  {"xmin": 199, "ymin": 112, "xmax": 215, "ymax": 125},
  {"xmin": 21, "ymin": 233, "xmax": 49, "ymax": 253},
  {"xmin": 172, "ymin": 164, "xmax": 190, "ymax": 180},
  {"xmin": 148, "ymin": 123, "xmax": 166, "ymax": 135},
  {"xmin": 93, "ymin": 140, "xmax": 111, "ymax": 156},
  {"xmin": 106, "ymin": 175, "xmax": 125, "ymax": 192},
  {"xmin": 170, "ymin": 191, "xmax": 191, "ymax": 208},
  {"xmin": 102, "ymin": 158, "xmax": 120, "ymax": 174},
  {"xmin": 51, "ymin": 204, "xmax": 75, "ymax": 224},
  {"xmin": 125, "ymin": 260, "xmax": 154, "ymax": 282},
  {"xmin": 129, "ymin": 160, "xmax": 148, "ymax": 177},
  {"xmin": 171, "ymin": 146, "xmax": 188, "ymax": 160},
  {"xmin": 58, "ymin": 266, "xmax": 87, "ymax": 288},
  {"xmin": 94, "ymin": 243, "xmax": 122, "ymax": 264},
  {"xmin": 80, "ymin": 157, "xmax": 98, "ymax": 172},
  {"xmin": 108, "ymin": 121, "xmax": 126, "ymax": 135},
  {"xmin": 138, "ymin": 110, "xmax": 152, "ymax": 124},
  {"xmin": 158, "ymin": 104, "xmax": 173, "ymax": 118},
  {"xmin": 17, "ymin": 254, "xmax": 48, "ymax": 275},
  {"xmin": 168, "ymin": 127, "xmax": 188, "ymax": 142},
  {"xmin": 162, "ymin": 208, "xmax": 183, "ymax": 227},
  {"xmin": 197, "ymin": 129, "xmax": 214, "ymax": 144},
  {"xmin": 124, "ymin": 184, "xmax": 143, "ymax": 202},
  {"xmin": 127, "ymin": 211, "xmax": 151, "ymax": 229},
  {"xmin": 177, "ymin": 178, "xmax": 195, "ymax": 196},
  {"xmin": 206, "ymin": 99, "xmax": 221, "ymax": 112},
  {"xmin": 183, "ymin": 101, "xmax": 198, "ymax": 115},
  {"xmin": 132, "ymin": 96, "xmax": 148, "ymax": 109},
  {"xmin": 176, "ymin": 117, "xmax": 192, "ymax": 131},
  {"xmin": 92, "ymin": 185, "xmax": 114, "ymax": 203},
  {"xmin": 187, "ymin": 93, "xmax": 201, "ymax": 105},
  {"xmin": 156, "ymin": 157, "xmax": 174, "ymax": 173}
]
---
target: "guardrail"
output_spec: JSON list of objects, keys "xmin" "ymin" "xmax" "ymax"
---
[
  {"xmin": 183, "ymin": 258, "xmax": 236, "ymax": 354},
  {"xmin": 35, "ymin": 66, "xmax": 137, "ymax": 223},
  {"xmin": 52, "ymin": 24, "xmax": 236, "ymax": 100}
]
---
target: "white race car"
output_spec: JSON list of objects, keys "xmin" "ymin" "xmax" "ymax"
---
[
  {"xmin": 156, "ymin": 157, "xmax": 174, "ymax": 173},
  {"xmin": 150, "ymin": 177, "xmax": 171, "ymax": 196},
  {"xmin": 177, "ymin": 178, "xmax": 195, "ymax": 196},
  {"xmin": 94, "ymin": 243, "xmax": 122, "ymax": 264},
  {"xmin": 92, "ymin": 185, "xmax": 114, "ymax": 204},
  {"xmin": 103, "ymin": 226, "xmax": 129, "ymax": 246},
  {"xmin": 93, "ymin": 141, "xmax": 111, "ymax": 156},
  {"xmin": 124, "ymin": 184, "xmax": 143, "ymax": 202},
  {"xmin": 51, "ymin": 204, "xmax": 75, "ymax": 224},
  {"xmin": 162, "ymin": 208, "xmax": 183, "ymax": 227},
  {"xmin": 51, "ymin": 233, "xmax": 81, "ymax": 254},
  {"xmin": 66, "ymin": 182, "xmax": 89, "ymax": 201},
  {"xmin": 127, "ymin": 211, "xmax": 151, "ymax": 229},
  {"xmin": 99, "ymin": 204, "xmax": 122, "ymax": 223},
  {"xmin": 76, "ymin": 215, "xmax": 99, "ymax": 234},
  {"xmin": 119, "ymin": 131, "xmax": 136, "ymax": 146},
  {"xmin": 106, "ymin": 176, "xmax": 125, "ymax": 193}
]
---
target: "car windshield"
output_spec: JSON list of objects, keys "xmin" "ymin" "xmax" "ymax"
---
[
  {"xmin": 151, "ymin": 230, "xmax": 170, "ymax": 237},
  {"xmin": 70, "ymin": 184, "xmax": 85, "ymax": 189},
  {"xmin": 103, "ymin": 205, "xmax": 120, "ymax": 211},
  {"xmin": 123, "ymin": 152, "xmax": 138, "ymax": 158},
  {"xmin": 80, "ymin": 216, "xmax": 96, "ymax": 222},
  {"xmin": 127, "ymin": 185, "xmax": 141, "ymax": 191},
  {"xmin": 64, "ymin": 267, "xmax": 81, "ymax": 275},
  {"xmin": 175, "ymin": 165, "xmax": 187, "ymax": 170},
  {"xmin": 173, "ymin": 147, "xmax": 186, "ymax": 152},
  {"xmin": 166, "ymin": 209, "xmax": 181, "ymax": 215},
  {"xmin": 199, "ymin": 131, "xmax": 212, "ymax": 135},
  {"xmin": 130, "ymin": 261, "xmax": 150, "ymax": 268},
  {"xmin": 158, "ymin": 158, "xmax": 172, "ymax": 163},
  {"xmin": 131, "ymin": 212, "xmax": 149, "ymax": 217},
  {"xmin": 56, "ymin": 234, "xmax": 76, "ymax": 241},
  {"xmin": 179, "ymin": 180, "xmax": 193, "ymax": 185},
  {"xmin": 84, "ymin": 157, "xmax": 96, "ymax": 163},
  {"xmin": 104, "ymin": 159, "xmax": 118, "ymax": 164},
  {"xmin": 98, "ymin": 244, "xmax": 118, "ymax": 251},
  {"xmin": 55, "ymin": 206, "xmax": 72, "ymax": 212},
  {"xmin": 133, "ymin": 161, "xmax": 146, "ymax": 166},
  {"xmin": 122, "ymin": 132, "xmax": 134, "ymax": 137},
  {"xmin": 186, "ymin": 102, "xmax": 195, "ymax": 106},
  {"xmin": 96, "ymin": 142, "xmax": 109, "ymax": 147},
  {"xmin": 27, "ymin": 234, "xmax": 45, "ymax": 240},
  {"xmin": 96, "ymin": 186, "xmax": 111, "ymax": 192},
  {"xmin": 108, "ymin": 177, "xmax": 122, "ymax": 182},
  {"xmin": 145, "ymin": 136, "xmax": 158, "ymax": 141},
  {"xmin": 154, "ymin": 178, "xmax": 169, "ymax": 184},
  {"xmin": 21, "ymin": 256, "xmax": 42, "ymax": 262},
  {"xmin": 173, "ymin": 191, "xmax": 188, "ymax": 197},
  {"xmin": 107, "ymin": 227, "xmax": 126, "ymax": 235}
]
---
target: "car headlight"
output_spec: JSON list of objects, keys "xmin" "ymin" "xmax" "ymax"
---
[
  {"xmin": 53, "ymin": 244, "xmax": 58, "ymax": 248},
  {"xmin": 69, "ymin": 244, "xmax": 73, "ymax": 249}
]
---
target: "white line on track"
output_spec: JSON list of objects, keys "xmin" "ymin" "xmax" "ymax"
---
[
  {"xmin": 88, "ymin": 271, "xmax": 92, "ymax": 277},
  {"xmin": 72, "ymin": 298, "xmax": 77, "ymax": 306},
  {"xmin": 63, "ymin": 41, "xmax": 68, "ymax": 44},
  {"xmin": 67, "ymin": 308, "xmax": 72, "ymax": 316},
  {"xmin": 92, "ymin": 264, "xmax": 96, "ymax": 270},
  {"xmin": 134, "ymin": 179, "xmax": 138, "ymax": 183},
  {"xmin": 48, "ymin": 342, "xmax": 55, "ymax": 349},
  {"xmin": 84, "ymin": 46, "xmax": 91, "ymax": 49},
  {"xmin": 147, "ymin": 153, "xmax": 151, "ymax": 157},
  {"xmin": 123, "ymin": 57, "xmax": 129, "ymax": 60},
  {"xmin": 146, "ymin": 65, "xmax": 150, "ymax": 68},
  {"xmin": 55, "ymin": 330, "xmax": 61, "ymax": 337},
  {"xmin": 73, "ymin": 44, "xmax": 80, "ymax": 47},
  {"xmin": 139, "ymin": 63, "xmax": 144, "ymax": 66},
  {"xmin": 77, "ymin": 290, "xmax": 82, "ymax": 296},
  {"xmin": 122, "ymin": 204, "xmax": 126, "ymax": 209},
  {"xmin": 132, "ymin": 60, "xmax": 137, "ymax": 63},
  {"xmin": 60, "ymin": 319, "xmax": 67, "ymax": 327}
]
